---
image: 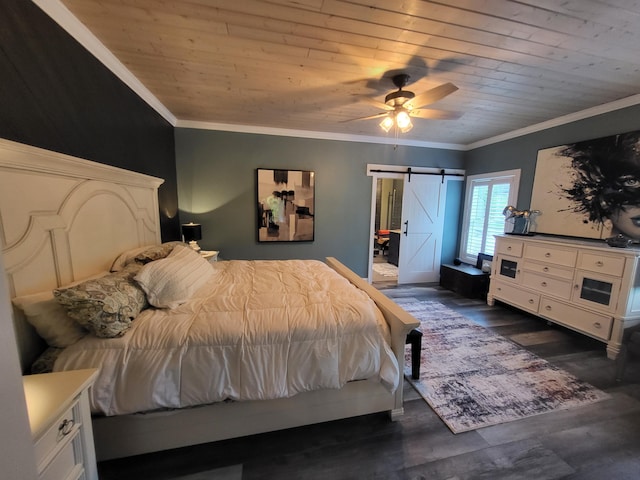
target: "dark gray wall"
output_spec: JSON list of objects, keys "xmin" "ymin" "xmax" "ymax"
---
[
  {"xmin": 0, "ymin": 0, "xmax": 180, "ymax": 240},
  {"xmin": 175, "ymin": 128, "xmax": 465, "ymax": 275},
  {"xmin": 465, "ymin": 105, "xmax": 640, "ymax": 209}
]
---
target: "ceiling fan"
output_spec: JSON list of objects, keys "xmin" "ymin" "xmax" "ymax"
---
[{"xmin": 350, "ymin": 74, "xmax": 461, "ymax": 133}]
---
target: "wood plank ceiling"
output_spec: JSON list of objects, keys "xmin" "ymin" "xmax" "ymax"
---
[{"xmin": 58, "ymin": 0, "xmax": 640, "ymax": 146}]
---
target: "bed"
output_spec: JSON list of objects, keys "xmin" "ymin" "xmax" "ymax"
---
[{"xmin": 0, "ymin": 138, "xmax": 420, "ymax": 460}]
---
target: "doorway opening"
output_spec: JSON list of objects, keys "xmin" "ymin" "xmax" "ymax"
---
[
  {"xmin": 372, "ymin": 177, "xmax": 403, "ymax": 285},
  {"xmin": 368, "ymin": 164, "xmax": 460, "ymax": 285}
]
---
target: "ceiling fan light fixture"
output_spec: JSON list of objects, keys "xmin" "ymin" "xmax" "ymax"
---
[
  {"xmin": 380, "ymin": 115, "xmax": 394, "ymax": 132},
  {"xmin": 400, "ymin": 121, "xmax": 413, "ymax": 133},
  {"xmin": 396, "ymin": 110, "xmax": 412, "ymax": 130}
]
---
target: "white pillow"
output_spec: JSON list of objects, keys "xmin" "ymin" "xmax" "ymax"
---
[
  {"xmin": 13, "ymin": 292, "xmax": 87, "ymax": 348},
  {"xmin": 12, "ymin": 271, "xmax": 110, "ymax": 347},
  {"xmin": 135, "ymin": 244, "xmax": 214, "ymax": 308}
]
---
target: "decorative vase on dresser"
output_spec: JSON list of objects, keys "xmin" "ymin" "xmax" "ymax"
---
[{"xmin": 487, "ymin": 234, "xmax": 640, "ymax": 359}]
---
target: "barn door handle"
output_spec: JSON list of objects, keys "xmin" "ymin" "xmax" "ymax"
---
[{"xmin": 403, "ymin": 221, "xmax": 409, "ymax": 236}]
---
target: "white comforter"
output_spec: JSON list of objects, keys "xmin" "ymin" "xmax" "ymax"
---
[{"xmin": 54, "ymin": 259, "xmax": 399, "ymax": 416}]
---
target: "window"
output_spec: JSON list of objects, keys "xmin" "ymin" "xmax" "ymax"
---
[{"xmin": 459, "ymin": 170, "xmax": 520, "ymax": 265}]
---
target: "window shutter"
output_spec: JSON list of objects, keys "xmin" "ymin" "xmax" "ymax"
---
[{"xmin": 459, "ymin": 171, "xmax": 519, "ymax": 265}]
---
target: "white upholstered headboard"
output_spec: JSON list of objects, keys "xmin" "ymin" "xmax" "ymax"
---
[{"xmin": 0, "ymin": 138, "xmax": 164, "ymax": 371}]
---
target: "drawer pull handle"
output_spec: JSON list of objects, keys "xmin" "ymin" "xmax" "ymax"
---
[
  {"xmin": 574, "ymin": 284, "xmax": 579, "ymax": 290},
  {"xmin": 528, "ymin": 299, "xmax": 534, "ymax": 304},
  {"xmin": 545, "ymin": 252, "xmax": 551, "ymax": 258},
  {"xmin": 497, "ymin": 287, "xmax": 502, "ymax": 291},
  {"xmin": 507, "ymin": 246, "xmax": 512, "ymax": 251},
  {"xmin": 58, "ymin": 419, "xmax": 74, "ymax": 437},
  {"xmin": 594, "ymin": 322, "xmax": 601, "ymax": 329},
  {"xmin": 596, "ymin": 261, "xmax": 604, "ymax": 267},
  {"xmin": 543, "ymin": 267, "xmax": 549, "ymax": 272},
  {"xmin": 545, "ymin": 305, "xmax": 552, "ymax": 311},
  {"xmin": 541, "ymin": 281, "xmax": 547, "ymax": 287}
]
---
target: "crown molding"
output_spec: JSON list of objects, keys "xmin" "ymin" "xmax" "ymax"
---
[
  {"xmin": 32, "ymin": 0, "xmax": 176, "ymax": 126},
  {"xmin": 466, "ymin": 94, "xmax": 640, "ymax": 150},
  {"xmin": 175, "ymin": 120, "xmax": 467, "ymax": 150}
]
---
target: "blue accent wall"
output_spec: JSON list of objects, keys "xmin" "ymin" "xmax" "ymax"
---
[
  {"xmin": 465, "ymin": 105, "xmax": 640, "ymax": 210},
  {"xmin": 175, "ymin": 128, "xmax": 465, "ymax": 275},
  {"xmin": 443, "ymin": 179, "xmax": 463, "ymax": 262}
]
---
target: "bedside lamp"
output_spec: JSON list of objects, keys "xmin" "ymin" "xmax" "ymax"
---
[{"xmin": 181, "ymin": 222, "xmax": 202, "ymax": 252}]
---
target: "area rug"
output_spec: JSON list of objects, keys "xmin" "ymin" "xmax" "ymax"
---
[
  {"xmin": 373, "ymin": 262, "xmax": 398, "ymax": 277},
  {"xmin": 401, "ymin": 300, "xmax": 609, "ymax": 433}
]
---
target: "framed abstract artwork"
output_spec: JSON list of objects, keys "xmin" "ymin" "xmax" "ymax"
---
[
  {"xmin": 530, "ymin": 130, "xmax": 640, "ymax": 241},
  {"xmin": 256, "ymin": 168, "xmax": 315, "ymax": 242}
]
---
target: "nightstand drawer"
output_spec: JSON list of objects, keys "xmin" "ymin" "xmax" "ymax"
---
[
  {"xmin": 34, "ymin": 404, "xmax": 78, "ymax": 471},
  {"xmin": 39, "ymin": 429, "xmax": 83, "ymax": 480},
  {"xmin": 24, "ymin": 369, "xmax": 98, "ymax": 480}
]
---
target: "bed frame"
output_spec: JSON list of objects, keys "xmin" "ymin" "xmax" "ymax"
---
[{"xmin": 0, "ymin": 138, "xmax": 419, "ymax": 460}]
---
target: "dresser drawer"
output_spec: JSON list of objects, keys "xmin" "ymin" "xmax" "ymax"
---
[
  {"xmin": 524, "ymin": 243, "xmax": 577, "ymax": 267},
  {"xmin": 34, "ymin": 403, "xmax": 78, "ymax": 470},
  {"xmin": 523, "ymin": 260, "xmax": 574, "ymax": 280},
  {"xmin": 496, "ymin": 239, "xmax": 523, "ymax": 257},
  {"xmin": 492, "ymin": 280, "xmax": 540, "ymax": 312},
  {"xmin": 539, "ymin": 297, "xmax": 613, "ymax": 340},
  {"xmin": 521, "ymin": 271, "xmax": 573, "ymax": 300},
  {"xmin": 577, "ymin": 252, "xmax": 625, "ymax": 277}
]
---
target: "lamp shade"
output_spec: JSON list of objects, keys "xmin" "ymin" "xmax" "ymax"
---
[{"xmin": 181, "ymin": 223, "xmax": 202, "ymax": 242}]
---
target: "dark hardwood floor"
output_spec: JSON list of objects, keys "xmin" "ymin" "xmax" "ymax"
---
[{"xmin": 98, "ymin": 284, "xmax": 640, "ymax": 480}]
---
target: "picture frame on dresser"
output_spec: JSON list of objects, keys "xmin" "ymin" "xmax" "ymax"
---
[{"xmin": 256, "ymin": 168, "xmax": 315, "ymax": 242}]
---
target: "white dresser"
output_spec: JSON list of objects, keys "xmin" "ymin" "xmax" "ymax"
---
[
  {"xmin": 23, "ymin": 369, "xmax": 98, "ymax": 480},
  {"xmin": 487, "ymin": 235, "xmax": 640, "ymax": 359}
]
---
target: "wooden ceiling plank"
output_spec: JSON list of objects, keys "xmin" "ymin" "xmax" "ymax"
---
[
  {"xmin": 358, "ymin": 0, "xmax": 640, "ymax": 55},
  {"xmin": 56, "ymin": 0, "xmax": 640, "ymax": 145},
  {"xmin": 316, "ymin": 0, "xmax": 640, "ymax": 73},
  {"xmin": 68, "ymin": 0, "xmax": 640, "ymax": 86}
]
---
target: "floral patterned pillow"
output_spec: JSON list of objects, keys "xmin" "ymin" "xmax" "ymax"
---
[{"xmin": 53, "ymin": 263, "xmax": 148, "ymax": 338}]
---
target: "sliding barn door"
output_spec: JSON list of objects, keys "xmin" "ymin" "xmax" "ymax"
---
[{"xmin": 397, "ymin": 174, "xmax": 445, "ymax": 284}]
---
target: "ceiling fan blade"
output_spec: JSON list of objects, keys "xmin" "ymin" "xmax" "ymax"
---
[
  {"xmin": 360, "ymin": 96, "xmax": 394, "ymax": 111},
  {"xmin": 341, "ymin": 112, "xmax": 390, "ymax": 123},
  {"xmin": 410, "ymin": 108, "xmax": 462, "ymax": 120},
  {"xmin": 406, "ymin": 82, "xmax": 458, "ymax": 109}
]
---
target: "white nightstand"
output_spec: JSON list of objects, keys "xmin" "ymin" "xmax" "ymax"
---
[
  {"xmin": 23, "ymin": 369, "xmax": 98, "ymax": 480},
  {"xmin": 200, "ymin": 250, "xmax": 219, "ymax": 262}
]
